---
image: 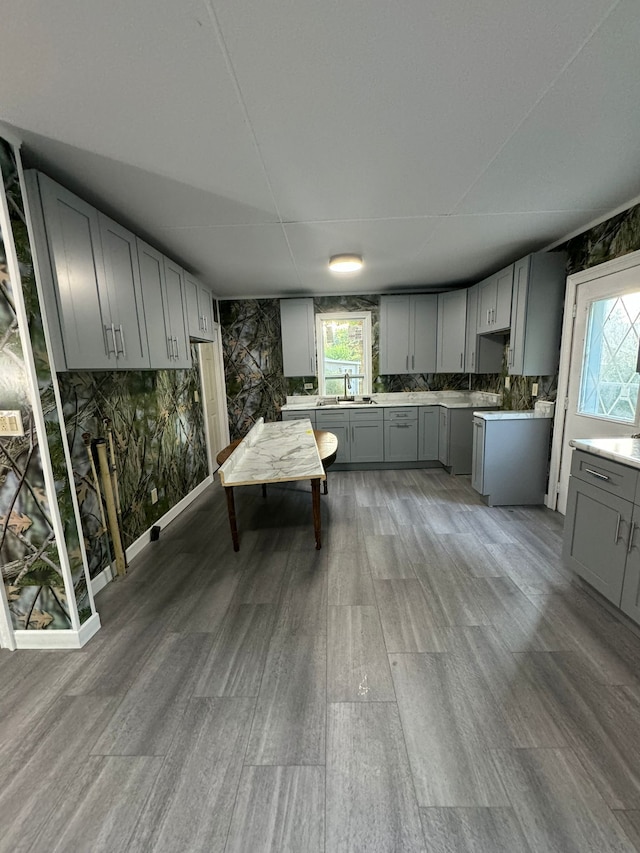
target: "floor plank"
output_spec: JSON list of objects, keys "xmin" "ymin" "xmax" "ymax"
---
[
  {"xmin": 326, "ymin": 702, "xmax": 425, "ymax": 852},
  {"xmin": 327, "ymin": 605, "xmax": 395, "ymax": 702},
  {"xmin": 419, "ymin": 807, "xmax": 531, "ymax": 853},
  {"xmin": 225, "ymin": 766, "xmax": 325, "ymax": 853},
  {"xmin": 374, "ymin": 579, "xmax": 447, "ymax": 652}
]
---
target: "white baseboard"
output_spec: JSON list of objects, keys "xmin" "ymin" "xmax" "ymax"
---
[
  {"xmin": 90, "ymin": 564, "xmax": 114, "ymax": 596},
  {"xmin": 125, "ymin": 474, "xmax": 214, "ymax": 563},
  {"xmin": 14, "ymin": 612, "xmax": 102, "ymax": 649}
]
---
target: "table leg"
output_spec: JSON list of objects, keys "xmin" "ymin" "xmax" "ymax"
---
[
  {"xmin": 323, "ymin": 472, "xmax": 328, "ymax": 495},
  {"xmin": 261, "ymin": 483, "xmax": 267, "ymax": 498},
  {"xmin": 224, "ymin": 486, "xmax": 240, "ymax": 552},
  {"xmin": 311, "ymin": 478, "xmax": 321, "ymax": 550}
]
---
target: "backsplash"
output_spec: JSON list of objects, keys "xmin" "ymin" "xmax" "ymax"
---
[{"xmin": 57, "ymin": 348, "xmax": 208, "ymax": 579}]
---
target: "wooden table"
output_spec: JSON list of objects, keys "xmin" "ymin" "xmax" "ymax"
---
[{"xmin": 217, "ymin": 419, "xmax": 337, "ymax": 551}]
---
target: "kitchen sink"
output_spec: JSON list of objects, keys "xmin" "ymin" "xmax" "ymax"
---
[{"xmin": 316, "ymin": 399, "xmax": 376, "ymax": 406}]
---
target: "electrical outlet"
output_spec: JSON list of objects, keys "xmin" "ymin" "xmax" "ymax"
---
[
  {"xmin": 194, "ymin": 389, "xmax": 199, "ymax": 403},
  {"xmin": 151, "ymin": 487, "xmax": 158, "ymax": 504},
  {"xmin": 504, "ymin": 376, "xmax": 511, "ymax": 391},
  {"xmin": 0, "ymin": 410, "xmax": 24, "ymax": 436},
  {"xmin": 304, "ymin": 383, "xmax": 314, "ymax": 390},
  {"xmin": 532, "ymin": 382, "xmax": 539, "ymax": 397}
]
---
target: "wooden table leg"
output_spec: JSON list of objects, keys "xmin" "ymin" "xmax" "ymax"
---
[
  {"xmin": 323, "ymin": 473, "xmax": 328, "ymax": 495},
  {"xmin": 224, "ymin": 486, "xmax": 240, "ymax": 552},
  {"xmin": 261, "ymin": 483, "xmax": 267, "ymax": 498},
  {"xmin": 311, "ymin": 478, "xmax": 321, "ymax": 550}
]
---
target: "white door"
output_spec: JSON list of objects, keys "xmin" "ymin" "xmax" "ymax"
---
[{"xmin": 554, "ymin": 260, "xmax": 640, "ymax": 514}]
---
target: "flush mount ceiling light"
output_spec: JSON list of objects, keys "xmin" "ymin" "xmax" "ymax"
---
[{"xmin": 329, "ymin": 254, "xmax": 363, "ymax": 273}]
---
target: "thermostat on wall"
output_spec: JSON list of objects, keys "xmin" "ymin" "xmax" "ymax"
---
[{"xmin": 0, "ymin": 410, "xmax": 24, "ymax": 436}]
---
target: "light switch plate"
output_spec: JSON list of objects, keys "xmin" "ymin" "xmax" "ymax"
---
[
  {"xmin": 0, "ymin": 410, "xmax": 24, "ymax": 436},
  {"xmin": 150, "ymin": 487, "xmax": 158, "ymax": 504},
  {"xmin": 504, "ymin": 377, "xmax": 511, "ymax": 391},
  {"xmin": 532, "ymin": 382, "xmax": 539, "ymax": 397}
]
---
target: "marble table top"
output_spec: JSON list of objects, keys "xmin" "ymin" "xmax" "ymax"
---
[
  {"xmin": 570, "ymin": 438, "xmax": 640, "ymax": 472},
  {"xmin": 218, "ymin": 418, "xmax": 326, "ymax": 486}
]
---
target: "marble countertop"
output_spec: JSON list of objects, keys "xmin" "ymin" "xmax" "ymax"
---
[
  {"xmin": 570, "ymin": 438, "xmax": 640, "ymax": 471},
  {"xmin": 218, "ymin": 418, "xmax": 325, "ymax": 486},
  {"xmin": 281, "ymin": 391, "xmax": 502, "ymax": 412},
  {"xmin": 473, "ymin": 410, "xmax": 553, "ymax": 421}
]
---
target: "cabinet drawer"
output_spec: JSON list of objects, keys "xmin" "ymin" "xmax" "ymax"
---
[
  {"xmin": 570, "ymin": 450, "xmax": 637, "ymax": 502},
  {"xmin": 384, "ymin": 407, "xmax": 417, "ymax": 422},
  {"xmin": 282, "ymin": 410, "xmax": 317, "ymax": 425},
  {"xmin": 316, "ymin": 409, "xmax": 349, "ymax": 427},
  {"xmin": 348, "ymin": 407, "xmax": 383, "ymax": 422}
]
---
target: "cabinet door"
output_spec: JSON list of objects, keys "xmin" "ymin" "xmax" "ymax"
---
[
  {"xmin": 418, "ymin": 406, "xmax": 439, "ymax": 460},
  {"xmin": 384, "ymin": 420, "xmax": 418, "ymax": 462},
  {"xmin": 98, "ymin": 214, "xmax": 149, "ymax": 369},
  {"xmin": 562, "ymin": 477, "xmax": 631, "ymax": 606},
  {"xmin": 184, "ymin": 273, "xmax": 203, "ymax": 340},
  {"xmin": 280, "ymin": 298, "xmax": 315, "ymax": 377},
  {"xmin": 465, "ymin": 285, "xmax": 479, "ymax": 373},
  {"xmin": 316, "ymin": 421, "xmax": 349, "ymax": 463},
  {"xmin": 137, "ymin": 240, "xmax": 174, "ymax": 368},
  {"xmin": 351, "ymin": 421, "xmax": 384, "ymax": 463},
  {"xmin": 477, "ymin": 277, "xmax": 496, "ymax": 334},
  {"xmin": 163, "ymin": 260, "xmax": 191, "ymax": 368},
  {"xmin": 379, "ymin": 296, "xmax": 410, "ymax": 374},
  {"xmin": 621, "ymin": 503, "xmax": 640, "ymax": 622},
  {"xmin": 281, "ymin": 410, "xmax": 317, "ymax": 426},
  {"xmin": 38, "ymin": 175, "xmax": 113, "ymax": 369},
  {"xmin": 438, "ymin": 408, "xmax": 449, "ymax": 465},
  {"xmin": 493, "ymin": 265, "xmax": 513, "ymax": 330},
  {"xmin": 471, "ymin": 417, "xmax": 485, "ymax": 493},
  {"xmin": 437, "ymin": 290, "xmax": 467, "ymax": 373},
  {"xmin": 411, "ymin": 295, "xmax": 437, "ymax": 373},
  {"xmin": 508, "ymin": 257, "xmax": 529, "ymax": 375},
  {"xmin": 199, "ymin": 284, "xmax": 214, "ymax": 341}
]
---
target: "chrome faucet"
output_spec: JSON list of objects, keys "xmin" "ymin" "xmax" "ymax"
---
[{"xmin": 341, "ymin": 371, "xmax": 354, "ymax": 402}]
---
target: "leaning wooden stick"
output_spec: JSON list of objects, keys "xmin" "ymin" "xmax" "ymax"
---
[
  {"xmin": 95, "ymin": 438, "xmax": 127, "ymax": 578},
  {"xmin": 103, "ymin": 417, "xmax": 128, "ymax": 568},
  {"xmin": 82, "ymin": 432, "xmax": 107, "ymax": 535}
]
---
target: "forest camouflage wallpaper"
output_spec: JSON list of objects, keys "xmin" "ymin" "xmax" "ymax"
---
[
  {"xmin": 221, "ymin": 204, "xmax": 640, "ymax": 439},
  {"xmin": 0, "ymin": 137, "xmax": 90, "ymax": 631}
]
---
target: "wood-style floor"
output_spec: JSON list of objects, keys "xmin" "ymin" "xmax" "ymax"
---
[{"xmin": 2, "ymin": 468, "xmax": 640, "ymax": 852}]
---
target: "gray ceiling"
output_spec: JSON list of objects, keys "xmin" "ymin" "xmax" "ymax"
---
[{"xmin": 1, "ymin": 0, "xmax": 639, "ymax": 298}]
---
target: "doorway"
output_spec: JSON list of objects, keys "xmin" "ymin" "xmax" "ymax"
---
[
  {"xmin": 199, "ymin": 330, "xmax": 230, "ymax": 474},
  {"xmin": 549, "ymin": 249, "xmax": 640, "ymax": 513}
]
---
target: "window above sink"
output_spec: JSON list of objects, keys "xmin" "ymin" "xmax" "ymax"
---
[{"xmin": 315, "ymin": 311, "xmax": 372, "ymax": 398}]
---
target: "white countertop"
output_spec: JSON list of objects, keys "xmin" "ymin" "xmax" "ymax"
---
[
  {"xmin": 282, "ymin": 391, "xmax": 502, "ymax": 412},
  {"xmin": 571, "ymin": 438, "xmax": 640, "ymax": 471},
  {"xmin": 473, "ymin": 410, "xmax": 553, "ymax": 421},
  {"xmin": 218, "ymin": 418, "xmax": 325, "ymax": 485}
]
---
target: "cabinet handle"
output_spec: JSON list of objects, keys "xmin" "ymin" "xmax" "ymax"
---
[
  {"xmin": 406, "ymin": 355, "xmax": 409, "ymax": 371},
  {"xmin": 412, "ymin": 354, "xmax": 415, "ymax": 370},
  {"xmin": 487, "ymin": 309, "xmax": 490, "ymax": 325},
  {"xmin": 628, "ymin": 522, "xmax": 637, "ymax": 553},
  {"xmin": 394, "ymin": 423, "xmax": 411, "ymax": 429},
  {"xmin": 167, "ymin": 335, "xmax": 173, "ymax": 359},
  {"xmin": 105, "ymin": 324, "xmax": 116, "ymax": 356},
  {"xmin": 204, "ymin": 316, "xmax": 208, "ymax": 332},
  {"xmin": 114, "ymin": 324, "xmax": 126, "ymax": 358},
  {"xmin": 351, "ymin": 426, "xmax": 354, "ymax": 442},
  {"xmin": 460, "ymin": 353, "xmax": 463, "ymax": 368},
  {"xmin": 173, "ymin": 337, "xmax": 179, "ymax": 359},
  {"xmin": 615, "ymin": 513, "xmax": 621, "ymax": 543},
  {"xmin": 584, "ymin": 467, "xmax": 609, "ymax": 481},
  {"xmin": 471, "ymin": 351, "xmax": 475, "ymax": 369}
]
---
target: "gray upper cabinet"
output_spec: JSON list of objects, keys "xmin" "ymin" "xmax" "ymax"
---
[
  {"xmin": 98, "ymin": 214, "xmax": 150, "ymax": 369},
  {"xmin": 436, "ymin": 289, "xmax": 467, "ymax": 373},
  {"xmin": 280, "ymin": 298, "xmax": 316, "ymax": 377},
  {"xmin": 476, "ymin": 265, "xmax": 513, "ymax": 334},
  {"xmin": 379, "ymin": 294, "xmax": 437, "ymax": 374},
  {"xmin": 29, "ymin": 172, "xmax": 117, "ymax": 370},
  {"xmin": 137, "ymin": 241, "xmax": 191, "ymax": 369},
  {"xmin": 508, "ymin": 252, "xmax": 567, "ymax": 376},
  {"xmin": 465, "ymin": 284, "xmax": 503, "ymax": 374},
  {"xmin": 184, "ymin": 273, "xmax": 215, "ymax": 342}
]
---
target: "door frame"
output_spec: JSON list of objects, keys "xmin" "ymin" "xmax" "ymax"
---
[
  {"xmin": 199, "ymin": 328, "xmax": 230, "ymax": 475},
  {"xmin": 547, "ymin": 247, "xmax": 640, "ymax": 511}
]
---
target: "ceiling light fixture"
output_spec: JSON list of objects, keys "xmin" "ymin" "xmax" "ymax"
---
[{"xmin": 329, "ymin": 254, "xmax": 363, "ymax": 273}]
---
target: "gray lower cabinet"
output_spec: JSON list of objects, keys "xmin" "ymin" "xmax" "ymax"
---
[
  {"xmin": 281, "ymin": 409, "xmax": 317, "ymax": 426},
  {"xmin": 384, "ymin": 408, "xmax": 418, "ymax": 462},
  {"xmin": 315, "ymin": 410, "xmax": 350, "ymax": 463},
  {"xmin": 471, "ymin": 416, "xmax": 551, "ymax": 505},
  {"xmin": 439, "ymin": 407, "xmax": 491, "ymax": 475},
  {"xmin": 418, "ymin": 406, "xmax": 439, "ymax": 460},
  {"xmin": 563, "ymin": 449, "xmax": 640, "ymax": 620},
  {"xmin": 349, "ymin": 409, "xmax": 384, "ymax": 463}
]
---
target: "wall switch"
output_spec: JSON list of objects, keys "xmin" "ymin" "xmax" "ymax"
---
[
  {"xmin": 504, "ymin": 376, "xmax": 511, "ymax": 391},
  {"xmin": 304, "ymin": 383, "xmax": 314, "ymax": 390},
  {"xmin": 532, "ymin": 382, "xmax": 539, "ymax": 397},
  {"xmin": 151, "ymin": 487, "xmax": 158, "ymax": 504},
  {"xmin": 0, "ymin": 410, "xmax": 24, "ymax": 436},
  {"xmin": 194, "ymin": 389, "xmax": 199, "ymax": 402}
]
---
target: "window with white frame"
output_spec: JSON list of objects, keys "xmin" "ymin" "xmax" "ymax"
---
[{"xmin": 315, "ymin": 312, "xmax": 372, "ymax": 397}]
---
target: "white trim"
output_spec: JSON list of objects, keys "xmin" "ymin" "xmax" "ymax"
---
[
  {"xmin": 547, "ymin": 248, "xmax": 640, "ymax": 510},
  {"xmin": 126, "ymin": 474, "xmax": 214, "ymax": 562},
  {"xmin": 0, "ymin": 122, "xmax": 23, "ymax": 148},
  {"xmin": 90, "ymin": 564, "xmax": 114, "ymax": 597},
  {"xmin": 14, "ymin": 612, "xmax": 101, "ymax": 649}
]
